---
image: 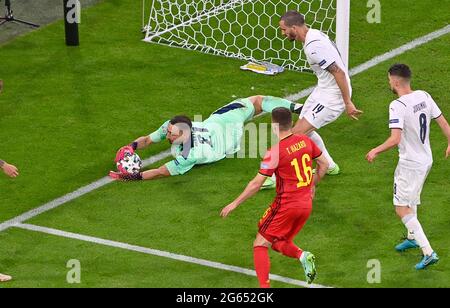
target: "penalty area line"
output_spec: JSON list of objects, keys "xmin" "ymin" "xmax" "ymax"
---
[{"xmin": 15, "ymin": 223, "xmax": 332, "ymax": 288}]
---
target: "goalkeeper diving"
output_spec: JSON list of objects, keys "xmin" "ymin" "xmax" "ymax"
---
[{"xmin": 110, "ymin": 96, "xmax": 303, "ymax": 181}]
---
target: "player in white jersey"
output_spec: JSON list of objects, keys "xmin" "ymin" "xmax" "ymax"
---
[
  {"xmin": 278, "ymin": 11, "xmax": 363, "ymax": 176},
  {"xmin": 366, "ymin": 64, "xmax": 450, "ymax": 270}
]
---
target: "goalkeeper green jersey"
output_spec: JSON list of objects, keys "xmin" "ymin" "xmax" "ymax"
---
[
  {"xmin": 148, "ymin": 98, "xmax": 256, "ymax": 176},
  {"xmin": 149, "ymin": 120, "xmax": 229, "ymax": 175}
]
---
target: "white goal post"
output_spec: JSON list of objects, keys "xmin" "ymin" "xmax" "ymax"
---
[{"xmin": 142, "ymin": 0, "xmax": 350, "ymax": 71}]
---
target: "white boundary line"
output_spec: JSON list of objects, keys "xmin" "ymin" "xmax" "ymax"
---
[
  {"xmin": 0, "ymin": 150, "xmax": 172, "ymax": 232},
  {"xmin": 15, "ymin": 223, "xmax": 330, "ymax": 288},
  {"xmin": 0, "ymin": 24, "xmax": 449, "ymax": 287}
]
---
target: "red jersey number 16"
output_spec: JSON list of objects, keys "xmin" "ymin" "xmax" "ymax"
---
[{"xmin": 291, "ymin": 154, "xmax": 313, "ymax": 188}]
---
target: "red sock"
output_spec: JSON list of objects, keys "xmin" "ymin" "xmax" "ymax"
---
[
  {"xmin": 272, "ymin": 240, "xmax": 303, "ymax": 259},
  {"xmin": 253, "ymin": 246, "xmax": 270, "ymax": 288}
]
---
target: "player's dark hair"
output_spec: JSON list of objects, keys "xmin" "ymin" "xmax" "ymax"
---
[
  {"xmin": 388, "ymin": 63, "xmax": 412, "ymax": 80},
  {"xmin": 272, "ymin": 107, "xmax": 293, "ymax": 131},
  {"xmin": 170, "ymin": 115, "xmax": 193, "ymax": 129},
  {"xmin": 281, "ymin": 11, "xmax": 305, "ymax": 27}
]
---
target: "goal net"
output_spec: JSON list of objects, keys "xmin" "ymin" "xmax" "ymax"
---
[{"xmin": 142, "ymin": 0, "xmax": 349, "ymax": 72}]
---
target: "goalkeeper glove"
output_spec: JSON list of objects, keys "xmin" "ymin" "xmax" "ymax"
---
[
  {"xmin": 109, "ymin": 171, "xmax": 143, "ymax": 181},
  {"xmin": 115, "ymin": 145, "xmax": 134, "ymax": 163}
]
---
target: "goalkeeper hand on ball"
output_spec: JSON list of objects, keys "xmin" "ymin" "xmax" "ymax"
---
[{"xmin": 111, "ymin": 142, "xmax": 143, "ymax": 181}]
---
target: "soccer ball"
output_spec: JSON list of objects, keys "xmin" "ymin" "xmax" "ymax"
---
[{"xmin": 117, "ymin": 153, "xmax": 142, "ymax": 175}]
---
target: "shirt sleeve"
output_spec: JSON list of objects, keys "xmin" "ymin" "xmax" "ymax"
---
[
  {"xmin": 306, "ymin": 43, "xmax": 338, "ymax": 70},
  {"xmin": 259, "ymin": 148, "xmax": 279, "ymax": 177},
  {"xmin": 389, "ymin": 101, "xmax": 406, "ymax": 129},
  {"xmin": 165, "ymin": 155, "xmax": 196, "ymax": 176},
  {"xmin": 149, "ymin": 120, "xmax": 170, "ymax": 143},
  {"xmin": 310, "ymin": 139, "xmax": 323, "ymax": 159},
  {"xmin": 430, "ymin": 98, "xmax": 442, "ymax": 119}
]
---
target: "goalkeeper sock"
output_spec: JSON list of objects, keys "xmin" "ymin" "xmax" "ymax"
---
[
  {"xmin": 308, "ymin": 131, "xmax": 337, "ymax": 170},
  {"xmin": 253, "ymin": 246, "xmax": 271, "ymax": 288},
  {"xmin": 262, "ymin": 96, "xmax": 302, "ymax": 115},
  {"xmin": 272, "ymin": 240, "xmax": 303, "ymax": 259}
]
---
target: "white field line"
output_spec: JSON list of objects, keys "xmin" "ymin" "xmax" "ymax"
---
[
  {"xmin": 16, "ymin": 223, "xmax": 330, "ymax": 288},
  {"xmin": 1, "ymin": 25, "xmax": 449, "ymax": 231},
  {"xmin": 0, "ymin": 150, "xmax": 172, "ymax": 232}
]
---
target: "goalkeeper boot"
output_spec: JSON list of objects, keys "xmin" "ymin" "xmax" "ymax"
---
[
  {"xmin": 261, "ymin": 175, "xmax": 276, "ymax": 190},
  {"xmin": 395, "ymin": 239, "xmax": 419, "ymax": 252},
  {"xmin": 415, "ymin": 252, "xmax": 439, "ymax": 270},
  {"xmin": 290, "ymin": 103, "xmax": 304, "ymax": 115},
  {"xmin": 300, "ymin": 251, "xmax": 317, "ymax": 284}
]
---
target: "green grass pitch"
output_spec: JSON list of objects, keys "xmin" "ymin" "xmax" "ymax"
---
[{"xmin": 0, "ymin": 0, "xmax": 449, "ymax": 287}]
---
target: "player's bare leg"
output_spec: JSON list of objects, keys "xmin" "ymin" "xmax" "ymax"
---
[
  {"xmin": 249, "ymin": 95, "xmax": 264, "ymax": 116},
  {"xmin": 0, "ymin": 273, "xmax": 12, "ymax": 282},
  {"xmin": 248, "ymin": 95, "xmax": 303, "ymax": 117},
  {"xmin": 292, "ymin": 117, "xmax": 316, "ymax": 135},
  {"xmin": 395, "ymin": 206, "xmax": 439, "ymax": 270}
]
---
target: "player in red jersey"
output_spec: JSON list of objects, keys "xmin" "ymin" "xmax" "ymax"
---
[{"xmin": 221, "ymin": 107, "xmax": 329, "ymax": 287}]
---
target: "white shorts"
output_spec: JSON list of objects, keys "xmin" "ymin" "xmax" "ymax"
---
[
  {"xmin": 393, "ymin": 161, "xmax": 432, "ymax": 207},
  {"xmin": 300, "ymin": 88, "xmax": 345, "ymax": 129}
]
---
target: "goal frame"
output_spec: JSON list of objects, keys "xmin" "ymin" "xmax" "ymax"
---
[{"xmin": 142, "ymin": 0, "xmax": 350, "ymax": 70}]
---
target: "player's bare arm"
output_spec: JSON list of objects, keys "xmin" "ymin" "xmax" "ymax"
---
[
  {"xmin": 366, "ymin": 129, "xmax": 402, "ymax": 163},
  {"xmin": 116, "ymin": 136, "xmax": 152, "ymax": 156},
  {"xmin": 435, "ymin": 115, "xmax": 450, "ymax": 158},
  {"xmin": 220, "ymin": 174, "xmax": 267, "ymax": 218},
  {"xmin": 133, "ymin": 136, "xmax": 153, "ymax": 150},
  {"xmin": 0, "ymin": 159, "xmax": 19, "ymax": 178},
  {"xmin": 314, "ymin": 154, "xmax": 329, "ymax": 185},
  {"xmin": 141, "ymin": 165, "xmax": 170, "ymax": 180},
  {"xmin": 110, "ymin": 164, "xmax": 170, "ymax": 181},
  {"xmin": 326, "ymin": 62, "xmax": 363, "ymax": 120},
  {"xmin": 311, "ymin": 153, "xmax": 328, "ymax": 199}
]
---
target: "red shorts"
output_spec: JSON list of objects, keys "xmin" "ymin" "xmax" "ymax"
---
[{"xmin": 258, "ymin": 202, "xmax": 312, "ymax": 243}]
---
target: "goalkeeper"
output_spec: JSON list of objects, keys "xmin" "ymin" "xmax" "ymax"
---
[{"xmin": 110, "ymin": 96, "xmax": 302, "ymax": 181}]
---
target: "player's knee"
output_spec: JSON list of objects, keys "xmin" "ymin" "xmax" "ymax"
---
[
  {"xmin": 296, "ymin": 118, "xmax": 315, "ymax": 135},
  {"xmin": 253, "ymin": 241, "xmax": 270, "ymax": 248},
  {"xmin": 253, "ymin": 234, "xmax": 271, "ymax": 247},
  {"xmin": 249, "ymin": 95, "xmax": 264, "ymax": 113},
  {"xmin": 395, "ymin": 206, "xmax": 412, "ymax": 218}
]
